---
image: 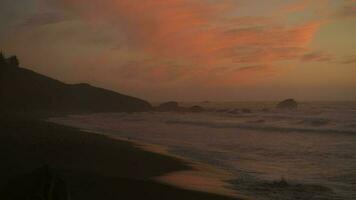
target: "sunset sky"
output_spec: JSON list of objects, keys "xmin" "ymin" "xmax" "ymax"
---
[{"xmin": 1, "ymin": 0, "xmax": 355, "ymax": 101}]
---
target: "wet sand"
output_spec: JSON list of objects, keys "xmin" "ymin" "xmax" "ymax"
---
[
  {"xmin": 80, "ymin": 130, "xmax": 239, "ymax": 197},
  {"xmin": 0, "ymin": 116, "xmax": 240, "ymax": 200}
]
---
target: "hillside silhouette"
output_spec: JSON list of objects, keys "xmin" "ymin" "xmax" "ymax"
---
[{"xmin": 0, "ymin": 53, "xmax": 152, "ymax": 114}]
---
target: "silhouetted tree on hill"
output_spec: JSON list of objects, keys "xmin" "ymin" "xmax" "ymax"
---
[{"xmin": 7, "ymin": 55, "xmax": 19, "ymax": 67}]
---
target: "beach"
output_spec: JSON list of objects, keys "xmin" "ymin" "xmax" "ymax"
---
[
  {"xmin": 0, "ymin": 116, "xmax": 239, "ymax": 200},
  {"xmin": 2, "ymin": 102, "xmax": 355, "ymax": 200},
  {"xmin": 50, "ymin": 101, "xmax": 356, "ymax": 200}
]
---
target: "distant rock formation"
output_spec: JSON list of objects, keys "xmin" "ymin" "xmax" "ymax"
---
[
  {"xmin": 277, "ymin": 99, "xmax": 298, "ymax": 110},
  {"xmin": 156, "ymin": 102, "xmax": 205, "ymax": 113},
  {"xmin": 157, "ymin": 101, "xmax": 180, "ymax": 111},
  {"xmin": 189, "ymin": 105, "xmax": 204, "ymax": 112},
  {"xmin": 0, "ymin": 54, "xmax": 152, "ymax": 114}
]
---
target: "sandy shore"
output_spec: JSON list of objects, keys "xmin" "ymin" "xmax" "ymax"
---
[
  {"xmin": 0, "ymin": 116, "xmax": 241, "ymax": 200},
  {"xmin": 78, "ymin": 129, "xmax": 239, "ymax": 197}
]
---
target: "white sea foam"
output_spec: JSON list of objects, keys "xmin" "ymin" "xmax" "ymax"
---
[{"xmin": 51, "ymin": 101, "xmax": 356, "ymax": 200}]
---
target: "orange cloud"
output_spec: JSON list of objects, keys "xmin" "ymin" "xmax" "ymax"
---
[
  {"xmin": 278, "ymin": 0, "xmax": 311, "ymax": 14},
  {"xmin": 29, "ymin": 0, "xmax": 324, "ymax": 87}
]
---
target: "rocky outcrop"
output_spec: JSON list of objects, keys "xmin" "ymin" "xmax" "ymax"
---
[
  {"xmin": 157, "ymin": 101, "xmax": 180, "ymax": 111},
  {"xmin": 277, "ymin": 99, "xmax": 298, "ymax": 110},
  {"xmin": 156, "ymin": 102, "xmax": 205, "ymax": 113},
  {"xmin": 189, "ymin": 105, "xmax": 204, "ymax": 113}
]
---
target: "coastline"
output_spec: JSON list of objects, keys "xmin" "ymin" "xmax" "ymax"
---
[
  {"xmin": 78, "ymin": 129, "xmax": 240, "ymax": 198},
  {"xmin": 48, "ymin": 110, "xmax": 356, "ymax": 200},
  {"xmin": 0, "ymin": 116, "xmax": 241, "ymax": 200}
]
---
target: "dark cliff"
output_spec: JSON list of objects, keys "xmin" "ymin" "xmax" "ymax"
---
[{"xmin": 0, "ymin": 61, "xmax": 151, "ymax": 114}]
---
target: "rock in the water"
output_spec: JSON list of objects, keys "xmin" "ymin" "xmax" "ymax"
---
[
  {"xmin": 157, "ymin": 101, "xmax": 180, "ymax": 111},
  {"xmin": 189, "ymin": 105, "xmax": 204, "ymax": 112},
  {"xmin": 277, "ymin": 99, "xmax": 298, "ymax": 110}
]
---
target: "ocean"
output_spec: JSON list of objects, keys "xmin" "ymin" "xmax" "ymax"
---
[{"xmin": 51, "ymin": 101, "xmax": 356, "ymax": 200}]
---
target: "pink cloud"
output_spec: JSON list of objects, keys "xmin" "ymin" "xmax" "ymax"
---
[{"xmin": 31, "ymin": 0, "xmax": 324, "ymax": 87}]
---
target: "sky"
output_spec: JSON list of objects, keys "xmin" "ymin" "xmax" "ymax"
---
[{"xmin": 1, "ymin": 0, "xmax": 355, "ymax": 101}]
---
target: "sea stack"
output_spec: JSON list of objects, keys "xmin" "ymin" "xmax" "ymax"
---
[{"xmin": 277, "ymin": 99, "xmax": 298, "ymax": 110}]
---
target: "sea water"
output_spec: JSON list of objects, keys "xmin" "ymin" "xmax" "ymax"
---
[{"xmin": 52, "ymin": 101, "xmax": 356, "ymax": 200}]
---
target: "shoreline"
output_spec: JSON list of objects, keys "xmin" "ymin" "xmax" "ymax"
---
[
  {"xmin": 0, "ymin": 116, "xmax": 241, "ymax": 200},
  {"xmin": 78, "ymin": 128, "xmax": 239, "ymax": 197}
]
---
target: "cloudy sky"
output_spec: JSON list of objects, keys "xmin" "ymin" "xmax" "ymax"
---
[{"xmin": 1, "ymin": 0, "xmax": 355, "ymax": 101}]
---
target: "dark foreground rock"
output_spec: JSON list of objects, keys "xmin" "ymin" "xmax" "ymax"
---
[{"xmin": 277, "ymin": 99, "xmax": 298, "ymax": 110}]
